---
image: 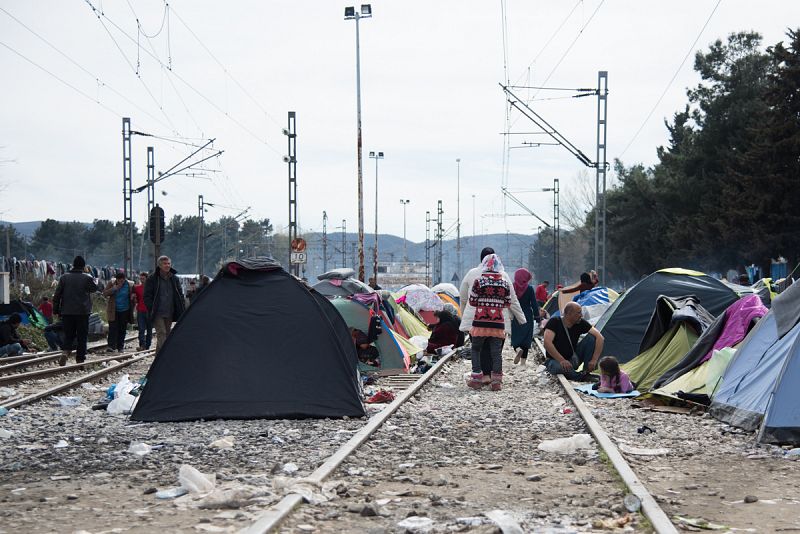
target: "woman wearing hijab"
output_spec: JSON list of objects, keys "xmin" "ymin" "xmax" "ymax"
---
[
  {"xmin": 511, "ymin": 268, "xmax": 542, "ymax": 367},
  {"xmin": 460, "ymin": 254, "xmax": 526, "ymax": 391}
]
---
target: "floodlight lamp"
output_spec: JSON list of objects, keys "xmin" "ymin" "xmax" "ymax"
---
[
  {"xmin": 344, "ymin": 6, "xmax": 355, "ymax": 18},
  {"xmin": 282, "ymin": 155, "xmax": 291, "ymax": 163},
  {"xmin": 361, "ymin": 4, "xmax": 371, "ymax": 15},
  {"xmin": 378, "ymin": 152, "xmax": 384, "ymax": 158},
  {"xmin": 369, "ymin": 151, "xmax": 375, "ymax": 157}
]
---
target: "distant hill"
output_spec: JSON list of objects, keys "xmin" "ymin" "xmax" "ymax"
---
[
  {"xmin": 0, "ymin": 220, "xmax": 43, "ymax": 239},
  {"xmin": 297, "ymin": 231, "xmax": 538, "ymax": 282}
]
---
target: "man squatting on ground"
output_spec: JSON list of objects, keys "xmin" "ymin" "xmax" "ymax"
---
[{"xmin": 543, "ymin": 301, "xmax": 605, "ymax": 380}]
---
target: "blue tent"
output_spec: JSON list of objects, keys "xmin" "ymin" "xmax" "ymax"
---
[{"xmin": 710, "ymin": 281, "xmax": 800, "ymax": 444}]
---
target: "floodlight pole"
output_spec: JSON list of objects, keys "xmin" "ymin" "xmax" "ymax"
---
[
  {"xmin": 456, "ymin": 158, "xmax": 461, "ymax": 280},
  {"xmin": 345, "ymin": 5, "xmax": 372, "ymax": 282},
  {"xmin": 369, "ymin": 151, "xmax": 384, "ymax": 284},
  {"xmin": 322, "ymin": 211, "xmax": 328, "ymax": 273},
  {"xmin": 400, "ymin": 199, "xmax": 410, "ymax": 268}
]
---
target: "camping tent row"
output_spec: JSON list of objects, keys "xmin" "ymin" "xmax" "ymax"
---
[
  {"xmin": 575, "ymin": 267, "xmax": 797, "ymax": 444},
  {"xmin": 709, "ymin": 281, "xmax": 800, "ymax": 444}
]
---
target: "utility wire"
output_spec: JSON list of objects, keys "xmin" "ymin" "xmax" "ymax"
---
[
  {"xmin": 530, "ymin": 0, "xmax": 604, "ymax": 101},
  {"xmin": 0, "ymin": 6, "xmax": 174, "ymax": 130},
  {"xmin": 0, "ymin": 40, "xmax": 120, "ymax": 117},
  {"xmin": 618, "ymin": 0, "xmax": 722, "ymax": 159},
  {"xmin": 511, "ymin": 0, "xmax": 582, "ymax": 86},
  {"xmin": 509, "ymin": 0, "xmax": 604, "ymax": 129},
  {"xmin": 85, "ymin": 0, "xmax": 180, "ymax": 134},
  {"xmin": 124, "ymin": 0, "xmax": 205, "ymax": 136},
  {"xmin": 168, "ymin": 3, "xmax": 281, "ymax": 129},
  {"xmin": 84, "ymin": 0, "xmax": 280, "ymax": 154},
  {"xmin": 129, "ymin": 0, "xmax": 168, "ymax": 38}
]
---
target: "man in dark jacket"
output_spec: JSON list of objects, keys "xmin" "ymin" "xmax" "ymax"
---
[
  {"xmin": 52, "ymin": 255, "xmax": 98, "ymax": 366},
  {"xmin": 0, "ymin": 313, "xmax": 28, "ymax": 357},
  {"xmin": 144, "ymin": 255, "xmax": 185, "ymax": 354}
]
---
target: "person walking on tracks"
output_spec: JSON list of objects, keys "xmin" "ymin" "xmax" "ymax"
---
[
  {"xmin": 52, "ymin": 255, "xmax": 98, "ymax": 366},
  {"xmin": 460, "ymin": 253, "xmax": 525, "ymax": 391},
  {"xmin": 132, "ymin": 272, "xmax": 152, "ymax": 350},
  {"xmin": 103, "ymin": 271, "xmax": 135, "ymax": 353},
  {"xmin": 511, "ymin": 268, "xmax": 543, "ymax": 367},
  {"xmin": 542, "ymin": 301, "xmax": 604, "ymax": 381},
  {"xmin": 460, "ymin": 246, "xmax": 500, "ymax": 384},
  {"xmin": 144, "ymin": 256, "xmax": 185, "ymax": 354}
]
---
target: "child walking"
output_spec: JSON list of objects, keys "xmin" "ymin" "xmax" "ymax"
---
[
  {"xmin": 597, "ymin": 356, "xmax": 635, "ymax": 393},
  {"xmin": 460, "ymin": 254, "xmax": 525, "ymax": 391}
]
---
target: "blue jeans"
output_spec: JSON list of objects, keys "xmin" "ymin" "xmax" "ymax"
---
[
  {"xmin": 45, "ymin": 330, "xmax": 62, "ymax": 351},
  {"xmin": 471, "ymin": 336, "xmax": 504, "ymax": 374},
  {"xmin": 545, "ymin": 349, "xmax": 594, "ymax": 380},
  {"xmin": 0, "ymin": 343, "xmax": 23, "ymax": 357},
  {"xmin": 137, "ymin": 311, "xmax": 152, "ymax": 349}
]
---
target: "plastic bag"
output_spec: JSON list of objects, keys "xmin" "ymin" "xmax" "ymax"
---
[
  {"xmin": 179, "ymin": 464, "xmax": 216, "ymax": 493},
  {"xmin": 537, "ymin": 433, "xmax": 594, "ymax": 454},
  {"xmin": 106, "ymin": 375, "xmax": 137, "ymax": 415},
  {"xmin": 53, "ymin": 396, "xmax": 82, "ymax": 407},
  {"xmin": 128, "ymin": 442, "xmax": 152, "ymax": 456},
  {"xmin": 208, "ymin": 437, "xmax": 235, "ymax": 449}
]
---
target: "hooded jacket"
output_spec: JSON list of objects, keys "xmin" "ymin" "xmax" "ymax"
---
[{"xmin": 459, "ymin": 262, "xmax": 525, "ymax": 334}]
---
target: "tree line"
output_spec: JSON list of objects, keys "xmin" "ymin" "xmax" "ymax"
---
[
  {"xmin": 595, "ymin": 29, "xmax": 800, "ymax": 283},
  {"xmin": 1, "ymin": 215, "xmax": 284, "ymax": 276}
]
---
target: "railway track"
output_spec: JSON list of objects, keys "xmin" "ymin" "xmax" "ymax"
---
[
  {"xmin": 0, "ymin": 341, "xmax": 693, "ymax": 533},
  {"xmin": 0, "ymin": 342, "xmax": 153, "ymax": 411},
  {"xmin": 243, "ymin": 343, "xmax": 677, "ymax": 534},
  {"xmin": 0, "ymin": 334, "xmax": 139, "ymax": 374}
]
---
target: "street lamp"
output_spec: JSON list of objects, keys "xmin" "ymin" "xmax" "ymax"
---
[
  {"xmin": 369, "ymin": 150, "xmax": 384, "ymax": 285},
  {"xmin": 472, "ymin": 194, "xmax": 476, "ymax": 260},
  {"xmin": 344, "ymin": 4, "xmax": 372, "ymax": 282},
  {"xmin": 400, "ymin": 199, "xmax": 410, "ymax": 267},
  {"xmin": 456, "ymin": 158, "xmax": 461, "ymax": 278}
]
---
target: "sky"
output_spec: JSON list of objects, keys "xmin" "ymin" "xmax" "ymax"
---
[{"xmin": 1, "ymin": 0, "xmax": 798, "ymax": 244}]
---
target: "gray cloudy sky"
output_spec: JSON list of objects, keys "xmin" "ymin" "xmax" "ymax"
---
[{"xmin": 1, "ymin": 1, "xmax": 798, "ymax": 242}]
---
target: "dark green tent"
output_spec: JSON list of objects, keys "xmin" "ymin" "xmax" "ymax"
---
[{"xmin": 590, "ymin": 269, "xmax": 738, "ymax": 363}]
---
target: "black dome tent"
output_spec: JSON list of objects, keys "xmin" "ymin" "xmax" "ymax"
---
[{"xmin": 131, "ymin": 258, "xmax": 365, "ymax": 422}]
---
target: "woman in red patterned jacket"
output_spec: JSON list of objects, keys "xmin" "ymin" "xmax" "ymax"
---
[{"xmin": 459, "ymin": 254, "xmax": 526, "ymax": 391}]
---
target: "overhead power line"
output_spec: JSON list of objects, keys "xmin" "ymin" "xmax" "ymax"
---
[
  {"xmin": 84, "ymin": 0, "xmax": 280, "ymax": 154},
  {"xmin": 123, "ymin": 0, "xmax": 205, "ymax": 136},
  {"xmin": 511, "ymin": 0, "xmax": 582, "ymax": 86},
  {"xmin": 168, "ymin": 3, "xmax": 282, "ymax": 129},
  {"xmin": 85, "ymin": 0, "xmax": 180, "ymax": 134},
  {"xmin": 0, "ymin": 6, "xmax": 175, "ymax": 130},
  {"xmin": 528, "ymin": 0, "xmax": 605, "ymax": 102},
  {"xmin": 509, "ymin": 0, "xmax": 605, "ymax": 128},
  {"xmin": 618, "ymin": 0, "xmax": 722, "ymax": 159},
  {"xmin": 0, "ymin": 40, "xmax": 120, "ymax": 117}
]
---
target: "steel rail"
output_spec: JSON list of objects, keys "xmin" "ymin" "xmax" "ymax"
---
[
  {"xmin": 0, "ymin": 350, "xmax": 153, "ymax": 386},
  {"xmin": 242, "ymin": 351, "xmax": 456, "ymax": 534},
  {"xmin": 1, "ymin": 352, "xmax": 152, "ymax": 410},
  {"xmin": 533, "ymin": 338, "xmax": 678, "ymax": 534},
  {"xmin": 0, "ymin": 334, "xmax": 139, "ymax": 367}
]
